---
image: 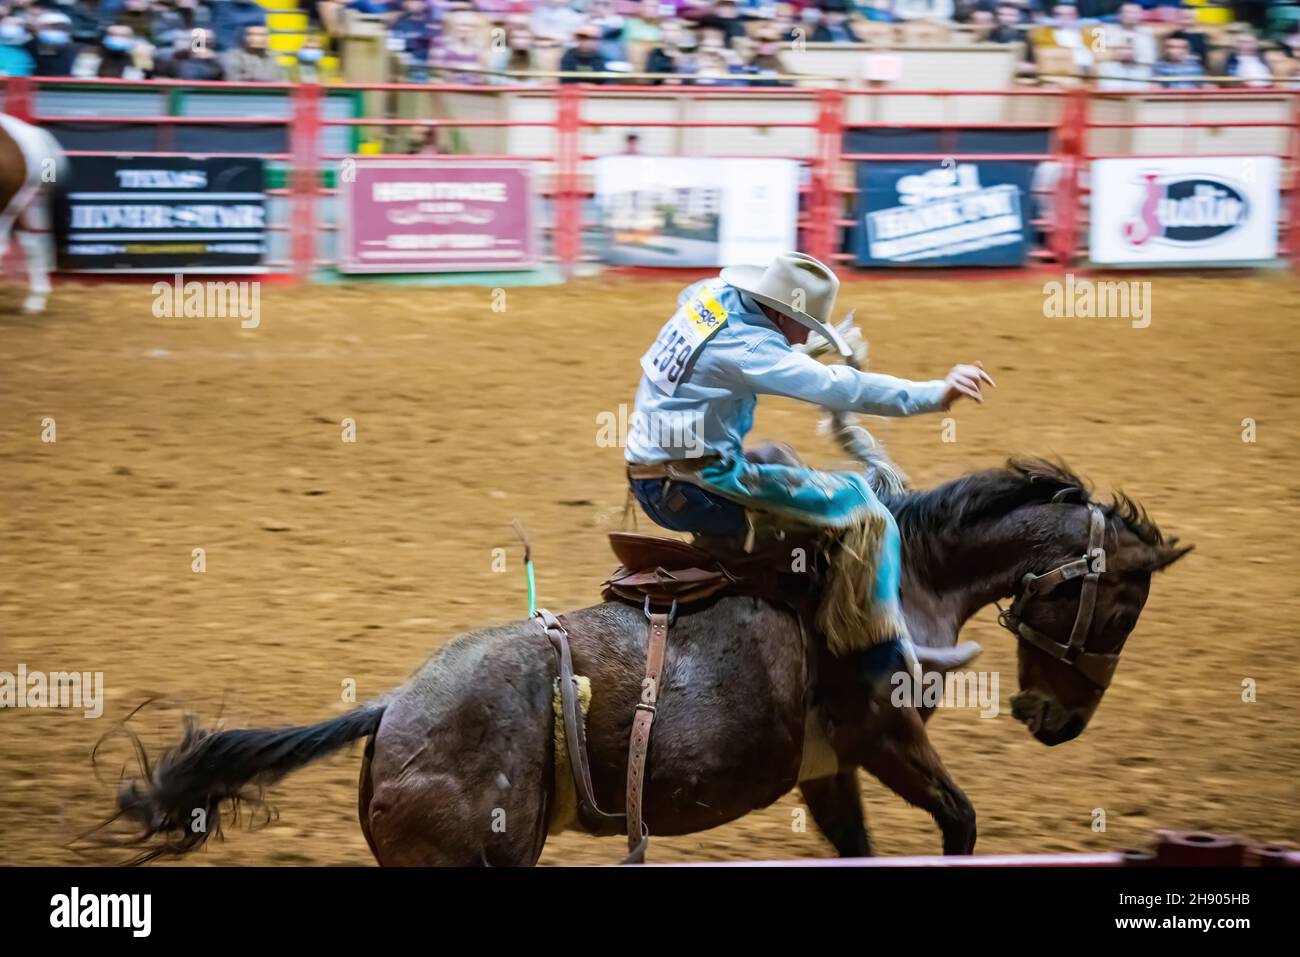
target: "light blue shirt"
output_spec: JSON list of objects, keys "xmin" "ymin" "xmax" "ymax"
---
[{"xmin": 625, "ymin": 278, "xmax": 948, "ymax": 465}]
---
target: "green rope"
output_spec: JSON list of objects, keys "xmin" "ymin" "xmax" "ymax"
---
[
  {"xmin": 525, "ymin": 559, "xmax": 536, "ymax": 617},
  {"xmin": 512, "ymin": 519, "xmax": 536, "ymax": 616}
]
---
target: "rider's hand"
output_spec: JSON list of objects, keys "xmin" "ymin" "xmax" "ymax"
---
[{"xmin": 940, "ymin": 361, "xmax": 996, "ymax": 409}]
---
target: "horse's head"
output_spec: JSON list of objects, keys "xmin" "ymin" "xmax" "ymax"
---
[
  {"xmin": 1005, "ymin": 489, "xmax": 1192, "ymax": 746},
  {"xmin": 890, "ymin": 459, "xmax": 1192, "ymax": 748}
]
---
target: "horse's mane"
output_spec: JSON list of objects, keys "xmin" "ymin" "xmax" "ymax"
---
[{"xmin": 887, "ymin": 457, "xmax": 1164, "ymax": 547}]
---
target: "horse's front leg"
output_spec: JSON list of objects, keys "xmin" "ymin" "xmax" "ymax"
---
[
  {"xmin": 861, "ymin": 705, "xmax": 976, "ymax": 855},
  {"xmin": 799, "ymin": 770, "xmax": 872, "ymax": 858}
]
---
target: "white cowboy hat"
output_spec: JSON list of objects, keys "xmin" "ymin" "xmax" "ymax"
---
[{"xmin": 720, "ymin": 252, "xmax": 853, "ymax": 357}]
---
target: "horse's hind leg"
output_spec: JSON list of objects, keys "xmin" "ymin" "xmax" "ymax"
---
[
  {"xmin": 800, "ymin": 770, "xmax": 872, "ymax": 857},
  {"xmin": 362, "ymin": 686, "xmax": 554, "ymax": 866},
  {"xmin": 365, "ymin": 745, "xmax": 552, "ymax": 866},
  {"xmin": 357, "ymin": 735, "xmax": 381, "ymax": 863}
]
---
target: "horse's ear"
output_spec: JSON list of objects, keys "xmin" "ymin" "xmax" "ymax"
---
[{"xmin": 1145, "ymin": 542, "xmax": 1193, "ymax": 573}]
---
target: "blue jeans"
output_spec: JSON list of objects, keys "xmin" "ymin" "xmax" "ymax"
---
[{"xmin": 630, "ymin": 478, "xmax": 748, "ymax": 537}]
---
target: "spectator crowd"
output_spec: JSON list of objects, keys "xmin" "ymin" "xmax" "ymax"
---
[{"xmin": 0, "ymin": 0, "xmax": 1297, "ymax": 87}]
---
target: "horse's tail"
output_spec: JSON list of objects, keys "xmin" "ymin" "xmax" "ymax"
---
[{"xmin": 108, "ymin": 702, "xmax": 386, "ymax": 863}]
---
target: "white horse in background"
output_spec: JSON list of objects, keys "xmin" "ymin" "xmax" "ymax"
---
[{"xmin": 0, "ymin": 112, "xmax": 67, "ymax": 314}]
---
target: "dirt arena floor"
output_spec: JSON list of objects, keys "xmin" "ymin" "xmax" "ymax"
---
[{"xmin": 1, "ymin": 273, "xmax": 1298, "ymax": 866}]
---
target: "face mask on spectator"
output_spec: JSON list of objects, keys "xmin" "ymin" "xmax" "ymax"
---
[
  {"xmin": 0, "ymin": 22, "xmax": 29, "ymax": 45},
  {"xmin": 104, "ymin": 35, "xmax": 135, "ymax": 52},
  {"xmin": 299, "ymin": 47, "xmax": 323, "ymax": 63},
  {"xmin": 38, "ymin": 29, "xmax": 70, "ymax": 45}
]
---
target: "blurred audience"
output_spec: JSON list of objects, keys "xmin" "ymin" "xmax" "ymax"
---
[
  {"xmin": 73, "ymin": 20, "xmax": 148, "ymax": 76},
  {"xmin": 0, "ymin": 0, "xmax": 1289, "ymax": 92},
  {"xmin": 430, "ymin": 10, "xmax": 482, "ymax": 80},
  {"xmin": 485, "ymin": 16, "xmax": 536, "ymax": 76},
  {"xmin": 153, "ymin": 0, "xmax": 212, "ymax": 50},
  {"xmin": 1096, "ymin": 38, "xmax": 1150, "ymax": 89},
  {"xmin": 696, "ymin": 0, "xmax": 745, "ymax": 47},
  {"xmin": 390, "ymin": 0, "xmax": 433, "ymax": 63},
  {"xmin": 1167, "ymin": 4, "xmax": 1210, "ymax": 64},
  {"xmin": 223, "ymin": 22, "xmax": 285, "ymax": 79},
  {"xmin": 1152, "ymin": 33, "xmax": 1204, "ymax": 88},
  {"xmin": 1040, "ymin": 3, "xmax": 1094, "ymax": 73},
  {"xmin": 987, "ymin": 3, "xmax": 1026, "ymax": 43},
  {"xmin": 1223, "ymin": 29, "xmax": 1270, "ymax": 87},
  {"xmin": 559, "ymin": 21, "xmax": 606, "ymax": 81},
  {"xmin": 0, "ymin": 13, "xmax": 35, "ymax": 75},
  {"xmin": 624, "ymin": 0, "xmax": 662, "ymax": 45},
  {"xmin": 531, "ymin": 0, "xmax": 582, "ymax": 43},
  {"xmin": 211, "ymin": 0, "xmax": 265, "ymax": 50},
  {"xmin": 31, "ymin": 11, "xmax": 78, "ymax": 75},
  {"xmin": 814, "ymin": 0, "xmax": 857, "ymax": 42},
  {"xmin": 1104, "ymin": 2, "xmax": 1155, "ymax": 65},
  {"xmin": 153, "ymin": 25, "xmax": 224, "ymax": 77},
  {"xmin": 644, "ymin": 16, "xmax": 694, "ymax": 80}
]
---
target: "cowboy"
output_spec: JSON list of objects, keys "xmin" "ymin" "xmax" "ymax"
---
[{"xmin": 625, "ymin": 251, "xmax": 993, "ymax": 650}]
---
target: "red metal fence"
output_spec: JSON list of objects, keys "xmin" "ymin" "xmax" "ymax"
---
[{"xmin": 5, "ymin": 75, "xmax": 1299, "ymax": 277}]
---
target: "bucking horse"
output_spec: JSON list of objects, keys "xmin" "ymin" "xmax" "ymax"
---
[{"xmin": 93, "ymin": 436, "xmax": 1190, "ymax": 865}]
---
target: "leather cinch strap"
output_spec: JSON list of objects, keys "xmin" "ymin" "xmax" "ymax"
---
[
  {"xmin": 535, "ymin": 609, "xmax": 623, "ymax": 830},
  {"xmin": 535, "ymin": 602, "xmax": 675, "ymax": 864}
]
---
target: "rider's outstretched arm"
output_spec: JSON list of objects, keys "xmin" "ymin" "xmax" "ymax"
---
[{"xmin": 735, "ymin": 333, "xmax": 948, "ymax": 417}]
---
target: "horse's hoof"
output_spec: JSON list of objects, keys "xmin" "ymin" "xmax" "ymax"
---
[{"xmin": 22, "ymin": 296, "xmax": 46, "ymax": 314}]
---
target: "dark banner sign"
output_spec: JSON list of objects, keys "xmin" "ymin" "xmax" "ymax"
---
[
  {"xmin": 852, "ymin": 160, "xmax": 1035, "ymax": 267},
  {"xmin": 62, "ymin": 156, "xmax": 267, "ymax": 273}
]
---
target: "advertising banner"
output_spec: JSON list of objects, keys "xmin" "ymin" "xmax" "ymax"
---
[
  {"xmin": 853, "ymin": 160, "xmax": 1035, "ymax": 267},
  {"xmin": 1090, "ymin": 156, "xmax": 1279, "ymax": 265},
  {"xmin": 63, "ymin": 156, "xmax": 266, "ymax": 273},
  {"xmin": 594, "ymin": 157, "xmax": 799, "ymax": 267},
  {"xmin": 339, "ymin": 159, "xmax": 537, "ymax": 273}
]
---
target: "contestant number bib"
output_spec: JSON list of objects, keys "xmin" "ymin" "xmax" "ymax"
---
[{"xmin": 640, "ymin": 285, "xmax": 729, "ymax": 394}]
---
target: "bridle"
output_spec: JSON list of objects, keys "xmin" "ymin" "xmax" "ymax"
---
[{"xmin": 996, "ymin": 501, "xmax": 1119, "ymax": 690}]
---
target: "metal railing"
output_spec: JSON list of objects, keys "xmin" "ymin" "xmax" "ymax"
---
[{"xmin": 5, "ymin": 74, "xmax": 1299, "ymax": 277}]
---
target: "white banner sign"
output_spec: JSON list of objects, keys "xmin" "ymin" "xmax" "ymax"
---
[
  {"xmin": 595, "ymin": 156, "xmax": 799, "ymax": 267},
  {"xmin": 1090, "ymin": 156, "xmax": 1279, "ymax": 265}
]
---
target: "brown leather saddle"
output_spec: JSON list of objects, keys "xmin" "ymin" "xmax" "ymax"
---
[
  {"xmin": 535, "ymin": 531, "xmax": 819, "ymax": 863},
  {"xmin": 603, "ymin": 531, "xmax": 733, "ymax": 606}
]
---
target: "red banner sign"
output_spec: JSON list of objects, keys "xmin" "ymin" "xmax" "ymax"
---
[{"xmin": 339, "ymin": 159, "xmax": 537, "ymax": 273}]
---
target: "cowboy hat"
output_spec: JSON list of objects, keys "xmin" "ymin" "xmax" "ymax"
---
[{"xmin": 720, "ymin": 252, "xmax": 853, "ymax": 357}]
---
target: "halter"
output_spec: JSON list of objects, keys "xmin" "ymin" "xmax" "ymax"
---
[{"xmin": 996, "ymin": 501, "xmax": 1119, "ymax": 690}]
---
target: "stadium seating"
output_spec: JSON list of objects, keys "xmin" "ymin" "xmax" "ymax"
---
[{"xmin": 0, "ymin": 0, "xmax": 1293, "ymax": 90}]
